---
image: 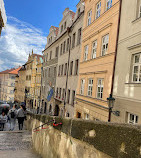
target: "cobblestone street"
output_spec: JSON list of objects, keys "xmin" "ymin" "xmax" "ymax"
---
[{"xmin": 0, "ymin": 122, "xmax": 41, "ymax": 158}]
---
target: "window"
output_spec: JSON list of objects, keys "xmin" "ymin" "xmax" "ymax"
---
[
  {"xmin": 55, "ymin": 46, "xmax": 59, "ymax": 57},
  {"xmin": 46, "ymin": 54, "xmax": 48, "ymax": 62},
  {"xmin": 61, "ymin": 25, "xmax": 63, "ymax": 32},
  {"xmin": 101, "ymin": 34, "xmax": 109, "ymax": 56},
  {"xmin": 96, "ymin": 1, "xmax": 101, "ymax": 19},
  {"xmin": 54, "ymin": 67, "xmax": 56, "ymax": 77},
  {"xmin": 61, "ymin": 65, "xmax": 64, "ymax": 76},
  {"xmin": 87, "ymin": 10, "xmax": 92, "ymax": 26},
  {"xmin": 106, "ymin": 0, "xmax": 112, "ymax": 10},
  {"xmin": 29, "ymin": 75, "xmax": 31, "ymax": 80},
  {"xmin": 84, "ymin": 113, "xmax": 89, "ymax": 120},
  {"xmin": 84, "ymin": 45, "xmax": 89, "ymax": 61},
  {"xmin": 140, "ymin": 4, "xmax": 141, "ymax": 17},
  {"xmin": 132, "ymin": 53, "xmax": 141, "ymax": 82},
  {"xmin": 74, "ymin": 59, "xmax": 79, "ymax": 75},
  {"xmin": 137, "ymin": 0, "xmax": 141, "ymax": 18},
  {"xmin": 78, "ymin": 8, "xmax": 81, "ymax": 17},
  {"xmin": 88, "ymin": 79, "xmax": 93, "ymax": 96},
  {"xmin": 128, "ymin": 113, "xmax": 138, "ymax": 124},
  {"xmin": 72, "ymin": 90, "xmax": 75, "ymax": 106},
  {"xmin": 62, "ymin": 89, "xmax": 65, "ymax": 100},
  {"xmin": 70, "ymin": 61, "xmax": 73, "ymax": 75},
  {"xmin": 50, "ymin": 51, "xmax": 52, "ymax": 60},
  {"xmin": 67, "ymin": 89, "xmax": 70, "ymax": 104},
  {"xmin": 58, "ymin": 65, "xmax": 61, "ymax": 76},
  {"xmin": 92, "ymin": 40, "xmax": 97, "ymax": 59},
  {"xmin": 67, "ymin": 38, "xmax": 70, "ymax": 51},
  {"xmin": 64, "ymin": 22, "xmax": 67, "ymax": 29},
  {"xmin": 63, "ymin": 41, "xmax": 66, "ymax": 53},
  {"xmin": 60, "ymin": 44, "xmax": 63, "ymax": 55},
  {"xmin": 97, "ymin": 79, "xmax": 104, "ymax": 99},
  {"xmin": 72, "ymin": 33, "xmax": 76, "ymax": 48},
  {"xmin": 59, "ymin": 88, "xmax": 62, "ymax": 99},
  {"xmin": 77, "ymin": 28, "xmax": 82, "ymax": 45},
  {"xmin": 56, "ymin": 88, "xmax": 58, "ymax": 97},
  {"xmin": 80, "ymin": 79, "xmax": 85, "ymax": 95},
  {"xmin": 64, "ymin": 63, "xmax": 67, "ymax": 75}
]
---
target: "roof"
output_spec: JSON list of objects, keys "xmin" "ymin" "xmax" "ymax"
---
[
  {"xmin": 0, "ymin": 67, "xmax": 21, "ymax": 75},
  {"xmin": 70, "ymin": 11, "xmax": 76, "ymax": 20}
]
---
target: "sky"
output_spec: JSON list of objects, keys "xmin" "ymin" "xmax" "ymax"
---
[{"xmin": 0, "ymin": 0, "xmax": 79, "ymax": 71}]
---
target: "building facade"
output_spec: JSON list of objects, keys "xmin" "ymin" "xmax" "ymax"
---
[
  {"xmin": 34, "ymin": 57, "xmax": 43, "ymax": 112},
  {"xmin": 112, "ymin": 0, "xmax": 141, "ymax": 124},
  {"xmin": 14, "ymin": 65, "xmax": 26, "ymax": 105},
  {"xmin": 25, "ymin": 51, "xmax": 42, "ymax": 109},
  {"xmin": 0, "ymin": 0, "xmax": 6, "ymax": 35},
  {"xmin": 42, "ymin": 0, "xmax": 84, "ymax": 117},
  {"xmin": 0, "ymin": 67, "xmax": 21, "ymax": 103},
  {"xmin": 75, "ymin": 0, "xmax": 120, "ymax": 121}
]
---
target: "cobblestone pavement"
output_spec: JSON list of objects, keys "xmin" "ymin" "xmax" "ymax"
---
[{"xmin": 0, "ymin": 122, "xmax": 41, "ymax": 158}]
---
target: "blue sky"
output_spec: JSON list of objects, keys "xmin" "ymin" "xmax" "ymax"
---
[{"xmin": 0, "ymin": 0, "xmax": 79, "ymax": 71}]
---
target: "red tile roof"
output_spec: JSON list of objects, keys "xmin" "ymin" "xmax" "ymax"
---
[
  {"xmin": 9, "ymin": 67, "xmax": 22, "ymax": 75},
  {"xmin": 0, "ymin": 67, "xmax": 22, "ymax": 75},
  {"xmin": 70, "ymin": 11, "xmax": 76, "ymax": 20}
]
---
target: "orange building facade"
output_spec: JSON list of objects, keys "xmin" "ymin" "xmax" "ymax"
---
[{"xmin": 74, "ymin": 0, "xmax": 120, "ymax": 121}]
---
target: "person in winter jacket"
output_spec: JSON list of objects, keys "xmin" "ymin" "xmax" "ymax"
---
[
  {"xmin": 0, "ymin": 112, "xmax": 8, "ymax": 131},
  {"xmin": 17, "ymin": 105, "xmax": 26, "ymax": 130},
  {"xmin": 8, "ymin": 104, "xmax": 17, "ymax": 131}
]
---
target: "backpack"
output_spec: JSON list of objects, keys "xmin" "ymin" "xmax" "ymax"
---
[{"xmin": 11, "ymin": 111, "xmax": 15, "ymax": 118}]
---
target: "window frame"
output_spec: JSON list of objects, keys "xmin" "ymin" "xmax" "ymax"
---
[
  {"xmin": 84, "ymin": 45, "xmax": 89, "ymax": 61},
  {"xmin": 97, "ymin": 78, "xmax": 104, "ymax": 99},
  {"xmin": 80, "ymin": 79, "xmax": 85, "ymax": 95},
  {"xmin": 106, "ymin": 0, "xmax": 112, "ymax": 10},
  {"xmin": 91, "ymin": 40, "xmax": 97, "ymax": 59},
  {"xmin": 132, "ymin": 53, "xmax": 141, "ymax": 83},
  {"xmin": 101, "ymin": 34, "xmax": 109, "ymax": 56},
  {"xmin": 128, "ymin": 112, "xmax": 138, "ymax": 124},
  {"xmin": 87, "ymin": 78, "xmax": 93, "ymax": 96},
  {"xmin": 87, "ymin": 10, "xmax": 92, "ymax": 26},
  {"xmin": 96, "ymin": 1, "xmax": 101, "ymax": 19}
]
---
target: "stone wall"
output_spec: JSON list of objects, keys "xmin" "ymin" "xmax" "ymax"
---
[{"xmin": 26, "ymin": 113, "xmax": 141, "ymax": 158}]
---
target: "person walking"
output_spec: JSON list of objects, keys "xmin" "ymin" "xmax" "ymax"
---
[
  {"xmin": 17, "ymin": 105, "xmax": 26, "ymax": 130},
  {"xmin": 8, "ymin": 104, "xmax": 17, "ymax": 131},
  {"xmin": 0, "ymin": 112, "xmax": 8, "ymax": 131}
]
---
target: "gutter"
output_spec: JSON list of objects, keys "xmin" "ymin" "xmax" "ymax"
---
[{"xmin": 110, "ymin": 0, "xmax": 122, "ymax": 95}]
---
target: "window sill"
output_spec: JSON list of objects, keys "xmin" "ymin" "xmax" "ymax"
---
[
  {"xmin": 125, "ymin": 82, "xmax": 141, "ymax": 87},
  {"xmin": 77, "ymin": 94, "xmax": 107, "ymax": 102},
  {"xmin": 132, "ymin": 17, "xmax": 141, "ymax": 24}
]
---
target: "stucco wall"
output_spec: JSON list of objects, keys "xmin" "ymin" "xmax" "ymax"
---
[{"xmin": 26, "ymin": 113, "xmax": 141, "ymax": 158}]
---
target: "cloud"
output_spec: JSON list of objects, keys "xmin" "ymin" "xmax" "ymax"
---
[{"xmin": 0, "ymin": 16, "xmax": 46, "ymax": 71}]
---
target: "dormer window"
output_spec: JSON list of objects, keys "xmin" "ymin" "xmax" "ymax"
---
[{"xmin": 64, "ymin": 22, "xmax": 67, "ymax": 29}]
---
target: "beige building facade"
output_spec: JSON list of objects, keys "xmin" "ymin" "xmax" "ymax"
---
[
  {"xmin": 75, "ymin": 0, "xmax": 120, "ymax": 121},
  {"xmin": 112, "ymin": 0, "xmax": 141, "ymax": 124},
  {"xmin": 14, "ymin": 65, "xmax": 26, "ymax": 104},
  {"xmin": 0, "ymin": 67, "xmax": 21, "ymax": 103},
  {"xmin": 0, "ymin": 0, "xmax": 6, "ymax": 35}
]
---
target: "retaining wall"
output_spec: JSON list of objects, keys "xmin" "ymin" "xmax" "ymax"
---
[{"xmin": 26, "ymin": 113, "xmax": 141, "ymax": 158}]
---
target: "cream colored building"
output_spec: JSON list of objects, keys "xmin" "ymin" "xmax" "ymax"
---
[
  {"xmin": 75, "ymin": 0, "xmax": 120, "ymax": 121},
  {"xmin": 112, "ymin": 0, "xmax": 141, "ymax": 124},
  {"xmin": 34, "ymin": 57, "xmax": 43, "ymax": 111},
  {"xmin": 0, "ymin": 0, "xmax": 6, "ymax": 35},
  {"xmin": 14, "ymin": 65, "xmax": 26, "ymax": 104},
  {"xmin": 25, "ymin": 51, "xmax": 42, "ymax": 109},
  {"xmin": 42, "ymin": 0, "xmax": 84, "ymax": 117},
  {"xmin": 0, "ymin": 67, "xmax": 21, "ymax": 103}
]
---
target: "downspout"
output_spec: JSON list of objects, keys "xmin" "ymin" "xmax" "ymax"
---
[
  {"xmin": 64, "ymin": 27, "xmax": 71, "ymax": 117},
  {"xmin": 110, "ymin": 0, "xmax": 122, "ymax": 95}
]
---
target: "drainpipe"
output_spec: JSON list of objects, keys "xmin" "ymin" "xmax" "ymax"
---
[
  {"xmin": 64, "ymin": 27, "xmax": 71, "ymax": 117},
  {"xmin": 111, "ymin": 0, "xmax": 122, "ymax": 95},
  {"xmin": 108, "ymin": 0, "xmax": 122, "ymax": 122}
]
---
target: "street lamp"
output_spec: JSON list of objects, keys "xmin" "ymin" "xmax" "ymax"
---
[{"xmin": 107, "ymin": 94, "xmax": 115, "ymax": 122}]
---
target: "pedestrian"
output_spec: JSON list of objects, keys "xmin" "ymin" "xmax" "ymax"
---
[
  {"xmin": 8, "ymin": 104, "xmax": 17, "ymax": 131},
  {"xmin": 17, "ymin": 105, "xmax": 26, "ymax": 130},
  {"xmin": 0, "ymin": 111, "xmax": 8, "ymax": 131},
  {"xmin": 2, "ymin": 106, "xmax": 9, "ymax": 115}
]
